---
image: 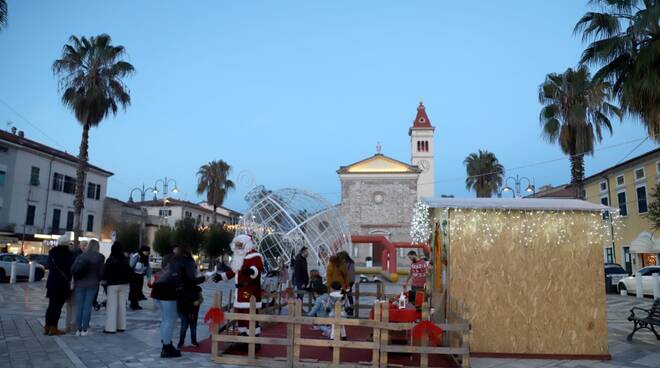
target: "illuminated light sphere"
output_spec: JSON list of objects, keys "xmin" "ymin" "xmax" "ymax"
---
[{"xmin": 238, "ymin": 185, "xmax": 352, "ymax": 276}]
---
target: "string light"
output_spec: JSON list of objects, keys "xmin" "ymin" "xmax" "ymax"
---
[
  {"xmin": 411, "ymin": 200, "xmax": 432, "ymax": 244},
  {"xmin": 431, "ymin": 208, "xmax": 623, "ymax": 249}
]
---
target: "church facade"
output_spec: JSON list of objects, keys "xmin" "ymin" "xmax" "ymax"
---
[{"xmin": 338, "ymin": 102, "xmax": 436, "ymax": 266}]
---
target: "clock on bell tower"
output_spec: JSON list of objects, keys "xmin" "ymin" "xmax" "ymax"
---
[{"xmin": 409, "ymin": 101, "xmax": 435, "ymax": 199}]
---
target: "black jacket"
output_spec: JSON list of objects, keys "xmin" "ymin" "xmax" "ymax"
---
[
  {"xmin": 46, "ymin": 245, "xmax": 74, "ymax": 292},
  {"xmin": 153, "ymin": 254, "xmax": 204, "ymax": 301},
  {"xmin": 293, "ymin": 253, "xmax": 309, "ymax": 287},
  {"xmin": 103, "ymin": 254, "xmax": 132, "ymax": 285}
]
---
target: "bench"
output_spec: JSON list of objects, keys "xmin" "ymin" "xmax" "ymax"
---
[{"xmin": 627, "ymin": 298, "xmax": 660, "ymax": 341}]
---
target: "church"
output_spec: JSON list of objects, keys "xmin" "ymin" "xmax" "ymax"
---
[{"xmin": 337, "ymin": 102, "xmax": 436, "ymax": 266}]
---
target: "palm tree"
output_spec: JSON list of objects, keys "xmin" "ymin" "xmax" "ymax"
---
[
  {"xmin": 197, "ymin": 160, "xmax": 235, "ymax": 223},
  {"xmin": 539, "ymin": 66, "xmax": 621, "ymax": 190},
  {"xmin": 52, "ymin": 34, "xmax": 134, "ymax": 244},
  {"xmin": 0, "ymin": 0, "xmax": 7, "ymax": 30},
  {"xmin": 464, "ymin": 150, "xmax": 504, "ymax": 198},
  {"xmin": 575, "ymin": 0, "xmax": 660, "ymax": 141}
]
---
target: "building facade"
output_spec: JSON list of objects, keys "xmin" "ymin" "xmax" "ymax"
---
[
  {"xmin": 0, "ymin": 129, "xmax": 112, "ymax": 252},
  {"xmin": 583, "ymin": 148, "xmax": 660, "ymax": 273},
  {"xmin": 338, "ymin": 102, "xmax": 436, "ymax": 266},
  {"xmin": 135, "ymin": 198, "xmax": 240, "ymax": 229}
]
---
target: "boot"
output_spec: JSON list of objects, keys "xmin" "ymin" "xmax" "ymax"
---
[
  {"xmin": 46, "ymin": 326, "xmax": 65, "ymax": 336},
  {"xmin": 160, "ymin": 343, "xmax": 182, "ymax": 358}
]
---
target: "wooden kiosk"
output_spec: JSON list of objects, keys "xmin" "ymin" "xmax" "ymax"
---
[{"xmin": 427, "ymin": 198, "xmax": 612, "ymax": 359}]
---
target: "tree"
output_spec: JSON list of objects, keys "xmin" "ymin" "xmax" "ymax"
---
[
  {"xmin": 153, "ymin": 226, "xmax": 174, "ymax": 256},
  {"xmin": 174, "ymin": 218, "xmax": 204, "ymax": 254},
  {"xmin": 203, "ymin": 224, "xmax": 234, "ymax": 267},
  {"xmin": 197, "ymin": 160, "xmax": 235, "ymax": 223},
  {"xmin": 575, "ymin": 0, "xmax": 660, "ymax": 141},
  {"xmin": 539, "ymin": 66, "xmax": 621, "ymax": 188},
  {"xmin": 464, "ymin": 150, "xmax": 504, "ymax": 198},
  {"xmin": 647, "ymin": 184, "xmax": 660, "ymax": 230},
  {"xmin": 52, "ymin": 34, "xmax": 134, "ymax": 245},
  {"xmin": 0, "ymin": 0, "xmax": 7, "ymax": 30},
  {"xmin": 115, "ymin": 222, "xmax": 145, "ymax": 254}
]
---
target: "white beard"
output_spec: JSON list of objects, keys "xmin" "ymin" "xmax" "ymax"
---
[{"xmin": 231, "ymin": 248, "xmax": 248, "ymax": 273}]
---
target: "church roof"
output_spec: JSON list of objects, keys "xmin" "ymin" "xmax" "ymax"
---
[
  {"xmin": 409, "ymin": 101, "xmax": 434, "ymax": 135},
  {"xmin": 337, "ymin": 153, "xmax": 421, "ymax": 174}
]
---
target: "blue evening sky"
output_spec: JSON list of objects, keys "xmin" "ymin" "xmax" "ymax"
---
[{"xmin": 0, "ymin": 1, "xmax": 656, "ymax": 211}]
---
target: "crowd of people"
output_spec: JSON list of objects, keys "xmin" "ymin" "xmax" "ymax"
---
[{"xmin": 42, "ymin": 234, "xmax": 428, "ymax": 359}]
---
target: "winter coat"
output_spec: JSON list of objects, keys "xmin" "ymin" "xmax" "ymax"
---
[
  {"xmin": 326, "ymin": 258, "xmax": 349, "ymax": 290},
  {"xmin": 71, "ymin": 250, "xmax": 105, "ymax": 289},
  {"xmin": 153, "ymin": 254, "xmax": 204, "ymax": 301},
  {"xmin": 293, "ymin": 253, "xmax": 308, "ymax": 287},
  {"xmin": 103, "ymin": 254, "xmax": 132, "ymax": 286},
  {"xmin": 46, "ymin": 245, "xmax": 74, "ymax": 297}
]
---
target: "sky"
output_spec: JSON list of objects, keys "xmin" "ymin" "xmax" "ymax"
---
[{"xmin": 0, "ymin": 1, "xmax": 657, "ymax": 212}]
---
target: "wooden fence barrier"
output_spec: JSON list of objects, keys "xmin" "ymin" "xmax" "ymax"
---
[{"xmin": 211, "ymin": 295, "xmax": 471, "ymax": 368}]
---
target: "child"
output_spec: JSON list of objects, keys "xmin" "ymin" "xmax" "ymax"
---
[
  {"xmin": 318, "ymin": 282, "xmax": 348, "ymax": 340},
  {"xmin": 177, "ymin": 282, "xmax": 204, "ymax": 348}
]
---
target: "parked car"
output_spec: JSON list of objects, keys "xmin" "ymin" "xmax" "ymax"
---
[
  {"xmin": 0, "ymin": 253, "xmax": 45, "ymax": 282},
  {"xmin": 604, "ymin": 263, "xmax": 628, "ymax": 293},
  {"xmin": 27, "ymin": 254, "xmax": 50, "ymax": 270},
  {"xmin": 149, "ymin": 255, "xmax": 163, "ymax": 271},
  {"xmin": 617, "ymin": 266, "xmax": 660, "ymax": 296}
]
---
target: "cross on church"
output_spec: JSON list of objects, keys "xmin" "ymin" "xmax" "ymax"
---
[{"xmin": 376, "ymin": 141, "xmax": 382, "ymax": 154}]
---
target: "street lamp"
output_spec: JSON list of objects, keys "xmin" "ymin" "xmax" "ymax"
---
[
  {"xmin": 128, "ymin": 184, "xmax": 157, "ymax": 203},
  {"xmin": 498, "ymin": 175, "xmax": 535, "ymax": 198},
  {"xmin": 153, "ymin": 177, "xmax": 179, "ymax": 199}
]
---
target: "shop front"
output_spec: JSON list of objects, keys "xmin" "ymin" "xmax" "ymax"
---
[{"xmin": 629, "ymin": 232, "xmax": 660, "ymax": 271}]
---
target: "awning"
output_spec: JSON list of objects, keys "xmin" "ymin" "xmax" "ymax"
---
[{"xmin": 629, "ymin": 232, "xmax": 660, "ymax": 253}]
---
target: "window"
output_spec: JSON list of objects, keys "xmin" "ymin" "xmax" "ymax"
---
[
  {"xmin": 63, "ymin": 176, "xmax": 76, "ymax": 194},
  {"xmin": 159, "ymin": 209, "xmax": 172, "ymax": 217},
  {"xmin": 617, "ymin": 191, "xmax": 628, "ymax": 216},
  {"xmin": 30, "ymin": 166, "xmax": 40, "ymax": 186},
  {"xmin": 184, "ymin": 211, "xmax": 192, "ymax": 218},
  {"xmin": 86, "ymin": 214, "xmax": 94, "ymax": 232},
  {"xmin": 86, "ymin": 183, "xmax": 101, "ymax": 200},
  {"xmin": 605, "ymin": 248, "xmax": 614, "ymax": 264},
  {"xmin": 25, "ymin": 205, "xmax": 36, "ymax": 226},
  {"xmin": 616, "ymin": 175, "xmax": 625, "ymax": 186},
  {"xmin": 66, "ymin": 211, "xmax": 74, "ymax": 231},
  {"xmin": 634, "ymin": 168, "xmax": 645, "ymax": 180},
  {"xmin": 52, "ymin": 173, "xmax": 64, "ymax": 191},
  {"xmin": 52, "ymin": 209, "xmax": 61, "ymax": 233},
  {"xmin": 600, "ymin": 196, "xmax": 609, "ymax": 206},
  {"xmin": 599, "ymin": 181, "xmax": 607, "ymax": 192},
  {"xmin": 0, "ymin": 169, "xmax": 5, "ymax": 186},
  {"xmin": 636, "ymin": 186, "xmax": 648, "ymax": 213}
]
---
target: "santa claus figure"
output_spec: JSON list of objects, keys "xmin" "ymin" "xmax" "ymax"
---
[{"xmin": 213, "ymin": 234, "xmax": 264, "ymax": 336}]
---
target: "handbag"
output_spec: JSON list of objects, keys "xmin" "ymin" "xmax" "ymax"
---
[{"xmin": 53, "ymin": 263, "xmax": 74, "ymax": 291}]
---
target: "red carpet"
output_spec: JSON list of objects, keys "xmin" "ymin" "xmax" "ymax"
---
[{"xmin": 182, "ymin": 323, "xmax": 457, "ymax": 367}]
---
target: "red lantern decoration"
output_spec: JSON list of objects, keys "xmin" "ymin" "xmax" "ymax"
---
[{"xmin": 204, "ymin": 306, "xmax": 225, "ymax": 331}]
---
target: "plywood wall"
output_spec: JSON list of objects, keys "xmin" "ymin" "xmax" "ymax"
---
[{"xmin": 438, "ymin": 209, "xmax": 609, "ymax": 355}]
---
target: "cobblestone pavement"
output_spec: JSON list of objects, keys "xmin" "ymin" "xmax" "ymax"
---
[{"xmin": 0, "ymin": 279, "xmax": 658, "ymax": 368}]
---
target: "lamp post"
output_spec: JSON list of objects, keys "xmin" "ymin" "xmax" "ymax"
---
[
  {"xmin": 153, "ymin": 177, "xmax": 179, "ymax": 200},
  {"xmin": 128, "ymin": 184, "xmax": 157, "ymax": 203},
  {"xmin": 498, "ymin": 175, "xmax": 535, "ymax": 198}
]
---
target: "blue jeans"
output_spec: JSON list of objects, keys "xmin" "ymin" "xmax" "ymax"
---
[
  {"xmin": 155, "ymin": 299, "xmax": 178, "ymax": 345},
  {"xmin": 74, "ymin": 286, "xmax": 98, "ymax": 331}
]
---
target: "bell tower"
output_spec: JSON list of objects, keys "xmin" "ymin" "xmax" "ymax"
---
[{"xmin": 409, "ymin": 101, "xmax": 435, "ymax": 199}]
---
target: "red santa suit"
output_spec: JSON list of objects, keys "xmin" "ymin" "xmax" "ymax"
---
[{"xmin": 216, "ymin": 235, "xmax": 264, "ymax": 335}]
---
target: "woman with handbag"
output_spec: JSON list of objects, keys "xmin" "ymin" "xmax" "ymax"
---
[
  {"xmin": 102, "ymin": 241, "xmax": 132, "ymax": 334},
  {"xmin": 44, "ymin": 236, "xmax": 75, "ymax": 335},
  {"xmin": 71, "ymin": 239, "xmax": 105, "ymax": 336}
]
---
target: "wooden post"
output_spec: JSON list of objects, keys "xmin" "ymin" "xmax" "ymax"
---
[
  {"xmin": 462, "ymin": 327, "xmax": 470, "ymax": 368},
  {"xmin": 248, "ymin": 296, "xmax": 257, "ymax": 359},
  {"xmin": 354, "ymin": 282, "xmax": 360, "ymax": 318},
  {"xmin": 211, "ymin": 293, "xmax": 220, "ymax": 358},
  {"xmin": 288, "ymin": 299, "xmax": 296, "ymax": 366},
  {"xmin": 379, "ymin": 301, "xmax": 389, "ymax": 367},
  {"xmin": 372, "ymin": 301, "xmax": 381, "ymax": 368},
  {"xmin": 420, "ymin": 302, "xmax": 430, "ymax": 368},
  {"xmin": 332, "ymin": 300, "xmax": 342, "ymax": 365},
  {"xmin": 377, "ymin": 282, "xmax": 384, "ymax": 300},
  {"xmin": 293, "ymin": 299, "xmax": 302, "ymax": 366}
]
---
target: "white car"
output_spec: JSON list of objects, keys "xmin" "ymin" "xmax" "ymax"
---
[
  {"xmin": 0, "ymin": 253, "xmax": 46, "ymax": 281},
  {"xmin": 617, "ymin": 266, "xmax": 660, "ymax": 296}
]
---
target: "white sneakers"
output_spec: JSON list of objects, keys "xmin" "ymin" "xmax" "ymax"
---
[{"xmin": 75, "ymin": 330, "xmax": 90, "ymax": 336}]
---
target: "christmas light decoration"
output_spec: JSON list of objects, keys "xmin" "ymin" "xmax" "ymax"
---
[{"xmin": 411, "ymin": 200, "xmax": 432, "ymax": 244}]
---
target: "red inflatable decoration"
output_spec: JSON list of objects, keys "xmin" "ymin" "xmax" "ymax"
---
[{"xmin": 411, "ymin": 320, "xmax": 443, "ymax": 346}]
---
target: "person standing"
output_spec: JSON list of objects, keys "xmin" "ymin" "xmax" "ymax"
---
[
  {"xmin": 176, "ymin": 248, "xmax": 204, "ymax": 349},
  {"xmin": 129, "ymin": 246, "xmax": 152, "ymax": 310},
  {"xmin": 71, "ymin": 239, "xmax": 105, "ymax": 336},
  {"xmin": 326, "ymin": 255, "xmax": 349, "ymax": 291},
  {"xmin": 404, "ymin": 250, "xmax": 429, "ymax": 304},
  {"xmin": 44, "ymin": 237, "xmax": 75, "ymax": 335},
  {"xmin": 293, "ymin": 247, "xmax": 309, "ymax": 294},
  {"xmin": 337, "ymin": 251, "xmax": 356, "ymax": 308},
  {"xmin": 103, "ymin": 242, "xmax": 132, "ymax": 334},
  {"xmin": 153, "ymin": 244, "xmax": 204, "ymax": 358}
]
